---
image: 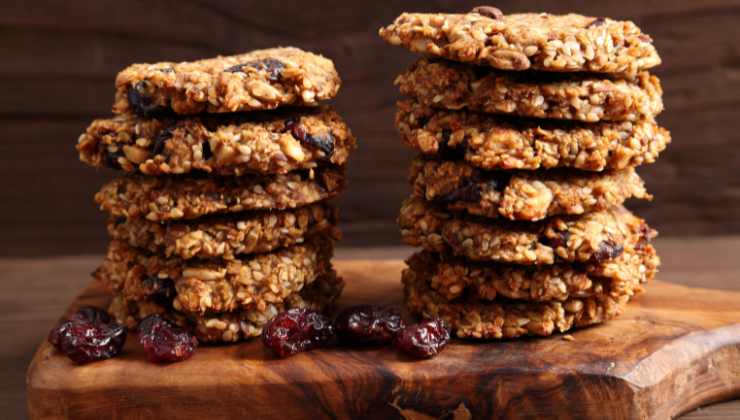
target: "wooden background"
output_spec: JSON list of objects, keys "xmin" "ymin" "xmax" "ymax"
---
[{"xmin": 1, "ymin": 0, "xmax": 739, "ymax": 256}]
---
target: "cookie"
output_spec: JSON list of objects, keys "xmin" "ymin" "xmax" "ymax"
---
[
  {"xmin": 109, "ymin": 269, "xmax": 344, "ymax": 343},
  {"xmin": 113, "ymin": 47, "xmax": 340, "ymax": 116},
  {"xmin": 409, "ymin": 158, "xmax": 650, "ymax": 221},
  {"xmin": 379, "ymin": 10, "xmax": 660, "ymax": 76},
  {"xmin": 399, "ymin": 196, "xmax": 655, "ymax": 265},
  {"xmin": 405, "ymin": 247, "xmax": 657, "ymax": 303},
  {"xmin": 395, "ymin": 59, "xmax": 662, "ymax": 122},
  {"xmin": 107, "ymin": 203, "xmax": 339, "ymax": 260},
  {"xmin": 94, "ymin": 236, "xmax": 334, "ymax": 315},
  {"xmin": 95, "ymin": 167, "xmax": 345, "ymax": 221},
  {"xmin": 402, "ymin": 255, "xmax": 638, "ymax": 339},
  {"xmin": 78, "ymin": 107, "xmax": 356, "ymax": 175},
  {"xmin": 396, "ymin": 100, "xmax": 670, "ymax": 171}
]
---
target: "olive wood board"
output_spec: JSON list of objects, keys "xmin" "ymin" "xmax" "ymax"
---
[{"xmin": 26, "ymin": 260, "xmax": 740, "ymax": 419}]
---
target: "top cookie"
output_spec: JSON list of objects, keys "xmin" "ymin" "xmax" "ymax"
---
[
  {"xmin": 379, "ymin": 9, "xmax": 661, "ymax": 75},
  {"xmin": 113, "ymin": 47, "xmax": 340, "ymax": 116}
]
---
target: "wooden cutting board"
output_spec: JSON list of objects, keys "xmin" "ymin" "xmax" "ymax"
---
[{"xmin": 26, "ymin": 260, "xmax": 740, "ymax": 420}]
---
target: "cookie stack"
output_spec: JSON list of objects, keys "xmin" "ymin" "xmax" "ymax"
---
[
  {"xmin": 76, "ymin": 47, "xmax": 355, "ymax": 342},
  {"xmin": 380, "ymin": 9, "xmax": 668, "ymax": 339}
]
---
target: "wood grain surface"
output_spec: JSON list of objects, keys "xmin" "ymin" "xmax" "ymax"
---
[
  {"xmin": 26, "ymin": 255, "xmax": 740, "ymax": 419},
  {"xmin": 1, "ymin": 0, "xmax": 739, "ymax": 256},
  {"xmin": 2, "ymin": 237, "xmax": 738, "ymax": 419}
]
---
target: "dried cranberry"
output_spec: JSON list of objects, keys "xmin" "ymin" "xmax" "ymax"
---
[
  {"xmin": 285, "ymin": 118, "xmax": 335, "ymax": 155},
  {"xmin": 335, "ymin": 305, "xmax": 405, "ymax": 346},
  {"xmin": 592, "ymin": 240, "xmax": 624, "ymax": 262},
  {"xmin": 262, "ymin": 308, "xmax": 334, "ymax": 358},
  {"xmin": 224, "ymin": 58, "xmax": 285, "ymax": 81},
  {"xmin": 48, "ymin": 306, "xmax": 117, "ymax": 349},
  {"xmin": 304, "ymin": 133, "xmax": 334, "ymax": 155},
  {"xmin": 138, "ymin": 314, "xmax": 198, "ymax": 363},
  {"xmin": 127, "ymin": 81, "xmax": 168, "ymax": 117},
  {"xmin": 48, "ymin": 306, "xmax": 127, "ymax": 364},
  {"xmin": 396, "ymin": 319, "xmax": 450, "ymax": 359}
]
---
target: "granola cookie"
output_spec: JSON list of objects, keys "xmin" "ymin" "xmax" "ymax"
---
[
  {"xmin": 94, "ymin": 236, "xmax": 334, "ymax": 315},
  {"xmin": 95, "ymin": 167, "xmax": 345, "ymax": 221},
  {"xmin": 109, "ymin": 269, "xmax": 344, "ymax": 343},
  {"xmin": 395, "ymin": 59, "xmax": 662, "ymax": 122},
  {"xmin": 399, "ymin": 196, "xmax": 656, "ymax": 265},
  {"xmin": 379, "ymin": 10, "xmax": 660, "ymax": 76},
  {"xmin": 114, "ymin": 47, "xmax": 340, "ymax": 116},
  {"xmin": 396, "ymin": 100, "xmax": 670, "ymax": 171},
  {"xmin": 403, "ymin": 255, "xmax": 638, "ymax": 339},
  {"xmin": 107, "ymin": 203, "xmax": 339, "ymax": 260},
  {"xmin": 410, "ymin": 158, "xmax": 650, "ymax": 221},
  {"xmin": 78, "ymin": 107, "xmax": 356, "ymax": 175},
  {"xmin": 405, "ymin": 248, "xmax": 657, "ymax": 303}
]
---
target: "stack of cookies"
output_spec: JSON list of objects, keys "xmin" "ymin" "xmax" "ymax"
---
[
  {"xmin": 76, "ymin": 47, "xmax": 356, "ymax": 342},
  {"xmin": 380, "ymin": 8, "xmax": 669, "ymax": 339}
]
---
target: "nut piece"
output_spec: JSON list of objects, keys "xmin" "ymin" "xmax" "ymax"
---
[
  {"xmin": 279, "ymin": 133, "xmax": 306, "ymax": 162},
  {"xmin": 471, "ymin": 6, "xmax": 503, "ymax": 19}
]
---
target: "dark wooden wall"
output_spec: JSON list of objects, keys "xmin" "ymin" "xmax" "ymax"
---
[{"xmin": 1, "ymin": 0, "xmax": 739, "ymax": 256}]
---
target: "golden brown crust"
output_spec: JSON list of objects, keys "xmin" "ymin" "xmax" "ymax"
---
[
  {"xmin": 399, "ymin": 196, "xmax": 656, "ymax": 265},
  {"xmin": 396, "ymin": 100, "xmax": 670, "ymax": 172},
  {"xmin": 409, "ymin": 158, "xmax": 650, "ymax": 221},
  {"xmin": 403, "ymin": 253, "xmax": 642, "ymax": 339},
  {"xmin": 379, "ymin": 12, "xmax": 660, "ymax": 76},
  {"xmin": 95, "ymin": 236, "xmax": 335, "ymax": 315},
  {"xmin": 108, "ymin": 269, "xmax": 344, "ymax": 343},
  {"xmin": 107, "ymin": 203, "xmax": 339, "ymax": 260},
  {"xmin": 395, "ymin": 59, "xmax": 662, "ymax": 122},
  {"xmin": 95, "ymin": 167, "xmax": 345, "ymax": 222},
  {"xmin": 78, "ymin": 107, "xmax": 356, "ymax": 175},
  {"xmin": 113, "ymin": 47, "xmax": 340, "ymax": 116},
  {"xmin": 405, "ymin": 247, "xmax": 658, "ymax": 303}
]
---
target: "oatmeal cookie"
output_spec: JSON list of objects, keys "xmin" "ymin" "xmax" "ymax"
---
[
  {"xmin": 395, "ymin": 59, "xmax": 662, "ymax": 122},
  {"xmin": 114, "ymin": 47, "xmax": 340, "ymax": 116},
  {"xmin": 405, "ymin": 249, "xmax": 657, "ymax": 303},
  {"xmin": 78, "ymin": 107, "xmax": 356, "ymax": 175},
  {"xmin": 379, "ymin": 10, "xmax": 660, "ymax": 76},
  {"xmin": 109, "ymin": 269, "xmax": 344, "ymax": 343},
  {"xmin": 94, "ymin": 236, "xmax": 334, "ymax": 315},
  {"xmin": 95, "ymin": 167, "xmax": 345, "ymax": 221},
  {"xmin": 396, "ymin": 100, "xmax": 670, "ymax": 171},
  {"xmin": 107, "ymin": 203, "xmax": 339, "ymax": 260},
  {"xmin": 403, "ymin": 255, "xmax": 639, "ymax": 339},
  {"xmin": 399, "ymin": 196, "xmax": 655, "ymax": 265},
  {"xmin": 409, "ymin": 158, "xmax": 650, "ymax": 221}
]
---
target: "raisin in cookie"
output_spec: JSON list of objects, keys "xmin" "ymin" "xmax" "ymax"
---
[
  {"xmin": 114, "ymin": 47, "xmax": 340, "ymax": 116},
  {"xmin": 380, "ymin": 10, "xmax": 660, "ymax": 76}
]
